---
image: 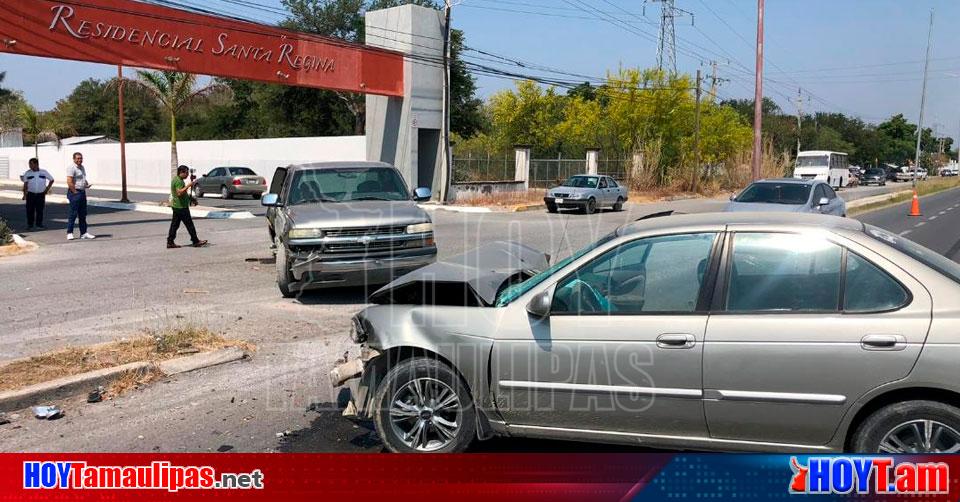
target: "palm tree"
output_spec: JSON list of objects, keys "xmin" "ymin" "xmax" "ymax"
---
[
  {"xmin": 18, "ymin": 104, "xmax": 74, "ymax": 158},
  {"xmin": 133, "ymin": 71, "xmax": 222, "ymax": 176}
]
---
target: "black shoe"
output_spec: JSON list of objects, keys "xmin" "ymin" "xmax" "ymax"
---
[
  {"xmin": 167, "ymin": 242, "xmax": 181, "ymax": 249},
  {"xmin": 191, "ymin": 240, "xmax": 208, "ymax": 248},
  {"xmin": 36, "ymin": 224, "xmax": 45, "ymax": 229},
  {"xmin": 26, "ymin": 226, "xmax": 34, "ymax": 231}
]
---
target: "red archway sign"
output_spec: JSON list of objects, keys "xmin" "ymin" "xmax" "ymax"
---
[{"xmin": 0, "ymin": 0, "xmax": 404, "ymax": 96}]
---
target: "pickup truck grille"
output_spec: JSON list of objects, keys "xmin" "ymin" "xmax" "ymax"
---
[
  {"xmin": 325, "ymin": 240, "xmax": 407, "ymax": 253},
  {"xmin": 324, "ymin": 226, "xmax": 406, "ymax": 238}
]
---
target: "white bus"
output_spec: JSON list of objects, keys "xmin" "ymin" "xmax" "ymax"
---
[{"xmin": 793, "ymin": 150, "xmax": 850, "ymax": 188}]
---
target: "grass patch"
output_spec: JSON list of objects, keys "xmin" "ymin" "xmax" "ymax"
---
[
  {"xmin": 0, "ymin": 325, "xmax": 253, "ymax": 393},
  {"xmin": 850, "ymin": 177, "xmax": 960, "ymax": 216}
]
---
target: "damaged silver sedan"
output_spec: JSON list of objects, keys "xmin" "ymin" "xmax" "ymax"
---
[{"xmin": 332, "ymin": 213, "xmax": 960, "ymax": 453}]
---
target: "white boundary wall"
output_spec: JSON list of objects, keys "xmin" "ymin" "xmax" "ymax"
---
[{"xmin": 0, "ymin": 136, "xmax": 366, "ymax": 189}]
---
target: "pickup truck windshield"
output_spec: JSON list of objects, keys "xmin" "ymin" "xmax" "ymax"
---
[
  {"xmin": 562, "ymin": 176, "xmax": 599, "ymax": 188},
  {"xmin": 495, "ymin": 232, "xmax": 617, "ymax": 306},
  {"xmin": 734, "ymin": 183, "xmax": 811, "ymax": 205},
  {"xmin": 287, "ymin": 167, "xmax": 410, "ymax": 205}
]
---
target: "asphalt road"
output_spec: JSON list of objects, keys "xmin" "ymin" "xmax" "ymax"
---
[{"xmin": 0, "ymin": 186, "xmax": 957, "ymax": 453}]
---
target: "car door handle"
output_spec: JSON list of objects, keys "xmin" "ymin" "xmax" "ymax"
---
[
  {"xmin": 657, "ymin": 333, "xmax": 696, "ymax": 349},
  {"xmin": 861, "ymin": 334, "xmax": 906, "ymax": 351}
]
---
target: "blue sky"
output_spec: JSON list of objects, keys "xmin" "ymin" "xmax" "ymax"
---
[{"xmin": 3, "ymin": 0, "xmax": 960, "ymax": 137}]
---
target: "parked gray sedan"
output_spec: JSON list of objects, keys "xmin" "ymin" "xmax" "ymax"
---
[
  {"xmin": 261, "ymin": 162, "xmax": 435, "ymax": 297},
  {"xmin": 726, "ymin": 178, "xmax": 846, "ymax": 217},
  {"xmin": 544, "ymin": 175, "xmax": 628, "ymax": 214},
  {"xmin": 333, "ymin": 212, "xmax": 960, "ymax": 453},
  {"xmin": 194, "ymin": 166, "xmax": 267, "ymax": 199}
]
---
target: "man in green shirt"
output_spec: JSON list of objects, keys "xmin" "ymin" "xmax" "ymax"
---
[{"xmin": 167, "ymin": 165, "xmax": 207, "ymax": 248}]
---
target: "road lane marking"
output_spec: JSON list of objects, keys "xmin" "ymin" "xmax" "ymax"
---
[
  {"xmin": 930, "ymin": 215, "xmax": 938, "ymax": 220},
  {"xmin": 940, "ymin": 211, "xmax": 947, "ymax": 215},
  {"xmin": 900, "ymin": 230, "xmax": 913, "ymax": 236},
  {"xmin": 916, "ymin": 222, "xmax": 927, "ymax": 227}
]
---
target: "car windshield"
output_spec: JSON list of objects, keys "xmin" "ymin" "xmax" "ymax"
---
[
  {"xmin": 287, "ymin": 167, "xmax": 410, "ymax": 205},
  {"xmin": 562, "ymin": 176, "xmax": 599, "ymax": 188},
  {"xmin": 865, "ymin": 225, "xmax": 960, "ymax": 286},
  {"xmin": 494, "ymin": 232, "xmax": 617, "ymax": 306},
  {"xmin": 866, "ymin": 169, "xmax": 884, "ymax": 175},
  {"xmin": 229, "ymin": 167, "xmax": 256, "ymax": 176},
  {"xmin": 734, "ymin": 183, "xmax": 811, "ymax": 205}
]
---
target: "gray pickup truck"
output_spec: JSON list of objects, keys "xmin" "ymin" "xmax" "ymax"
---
[{"xmin": 262, "ymin": 161, "xmax": 436, "ymax": 297}]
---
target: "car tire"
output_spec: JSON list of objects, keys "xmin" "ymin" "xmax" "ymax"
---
[
  {"xmin": 372, "ymin": 357, "xmax": 476, "ymax": 453},
  {"xmin": 613, "ymin": 197, "xmax": 624, "ymax": 211},
  {"xmin": 546, "ymin": 203, "xmax": 558, "ymax": 213},
  {"xmin": 851, "ymin": 400, "xmax": 960, "ymax": 453},
  {"xmin": 275, "ymin": 236, "xmax": 296, "ymax": 298},
  {"xmin": 584, "ymin": 197, "xmax": 597, "ymax": 215},
  {"xmin": 221, "ymin": 185, "xmax": 232, "ymax": 199}
]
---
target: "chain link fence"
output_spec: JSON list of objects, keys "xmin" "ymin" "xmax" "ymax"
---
[{"xmin": 452, "ymin": 153, "xmax": 514, "ymax": 182}]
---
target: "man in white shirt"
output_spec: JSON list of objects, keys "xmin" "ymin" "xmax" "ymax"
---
[
  {"xmin": 20, "ymin": 158, "xmax": 54, "ymax": 230},
  {"xmin": 66, "ymin": 152, "xmax": 95, "ymax": 240}
]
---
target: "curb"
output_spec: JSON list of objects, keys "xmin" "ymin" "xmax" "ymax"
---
[
  {"xmin": 511, "ymin": 203, "xmax": 546, "ymax": 212},
  {"xmin": 0, "ymin": 347, "xmax": 247, "ymax": 413},
  {"xmin": 846, "ymin": 189, "xmax": 913, "ymax": 210},
  {"xmin": 0, "ymin": 191, "xmax": 255, "ymax": 219},
  {"xmin": 418, "ymin": 203, "xmax": 491, "ymax": 214}
]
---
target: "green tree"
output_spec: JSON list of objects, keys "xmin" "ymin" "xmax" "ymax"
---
[
  {"xmin": 0, "ymin": 72, "xmax": 11, "ymax": 103},
  {"xmin": 134, "ymin": 71, "xmax": 223, "ymax": 175},
  {"xmin": 18, "ymin": 104, "xmax": 75, "ymax": 157},
  {"xmin": 54, "ymin": 78, "xmax": 162, "ymax": 142}
]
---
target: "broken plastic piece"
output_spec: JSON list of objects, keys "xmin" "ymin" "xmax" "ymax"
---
[
  {"xmin": 32, "ymin": 405, "xmax": 63, "ymax": 420},
  {"xmin": 87, "ymin": 386, "xmax": 104, "ymax": 403}
]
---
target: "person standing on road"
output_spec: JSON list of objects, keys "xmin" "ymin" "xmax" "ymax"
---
[
  {"xmin": 66, "ymin": 152, "xmax": 95, "ymax": 240},
  {"xmin": 168, "ymin": 165, "xmax": 208, "ymax": 249},
  {"xmin": 20, "ymin": 158, "xmax": 54, "ymax": 230}
]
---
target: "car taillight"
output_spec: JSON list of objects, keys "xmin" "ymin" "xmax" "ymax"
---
[
  {"xmin": 232, "ymin": 179, "xmax": 242, "ymax": 186},
  {"xmin": 261, "ymin": 178, "xmax": 267, "ymax": 185}
]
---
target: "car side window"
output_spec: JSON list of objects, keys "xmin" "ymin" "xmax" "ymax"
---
[
  {"xmin": 813, "ymin": 185, "xmax": 826, "ymax": 202},
  {"xmin": 211, "ymin": 168, "xmax": 224, "ymax": 177},
  {"xmin": 598, "ymin": 178, "xmax": 608, "ymax": 189},
  {"xmin": 726, "ymin": 233, "xmax": 842, "ymax": 312},
  {"xmin": 607, "ymin": 178, "xmax": 619, "ymax": 188},
  {"xmin": 844, "ymin": 253, "xmax": 909, "ymax": 312},
  {"xmin": 551, "ymin": 233, "xmax": 717, "ymax": 315},
  {"xmin": 823, "ymin": 185, "xmax": 837, "ymax": 200},
  {"xmin": 269, "ymin": 168, "xmax": 287, "ymax": 196}
]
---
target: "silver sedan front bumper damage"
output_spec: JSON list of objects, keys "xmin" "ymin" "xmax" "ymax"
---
[{"xmin": 330, "ymin": 347, "xmax": 382, "ymax": 418}]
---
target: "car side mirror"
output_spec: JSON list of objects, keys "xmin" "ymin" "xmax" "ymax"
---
[
  {"xmin": 729, "ymin": 194, "xmax": 736, "ymax": 201},
  {"xmin": 526, "ymin": 289, "xmax": 552, "ymax": 319},
  {"xmin": 414, "ymin": 187, "xmax": 432, "ymax": 202},
  {"xmin": 261, "ymin": 193, "xmax": 281, "ymax": 207},
  {"xmin": 818, "ymin": 197, "xmax": 829, "ymax": 206}
]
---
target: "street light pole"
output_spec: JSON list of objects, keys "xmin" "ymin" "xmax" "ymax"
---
[
  {"xmin": 117, "ymin": 64, "xmax": 129, "ymax": 203},
  {"xmin": 751, "ymin": 0, "xmax": 764, "ymax": 181},
  {"xmin": 440, "ymin": 0, "xmax": 453, "ymax": 203},
  {"xmin": 914, "ymin": 9, "xmax": 934, "ymax": 190}
]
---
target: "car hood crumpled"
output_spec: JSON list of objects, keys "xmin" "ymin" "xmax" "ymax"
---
[{"xmin": 369, "ymin": 241, "xmax": 550, "ymax": 306}]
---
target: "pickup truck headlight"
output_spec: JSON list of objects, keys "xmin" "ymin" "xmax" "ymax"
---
[
  {"xmin": 289, "ymin": 228, "xmax": 324, "ymax": 239},
  {"xmin": 406, "ymin": 222, "xmax": 433, "ymax": 234}
]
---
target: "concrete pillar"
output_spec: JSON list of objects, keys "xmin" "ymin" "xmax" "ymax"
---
[
  {"xmin": 365, "ymin": 5, "xmax": 446, "ymax": 201},
  {"xmin": 631, "ymin": 151, "xmax": 644, "ymax": 181},
  {"xmin": 586, "ymin": 148, "xmax": 600, "ymax": 175},
  {"xmin": 514, "ymin": 145, "xmax": 531, "ymax": 189}
]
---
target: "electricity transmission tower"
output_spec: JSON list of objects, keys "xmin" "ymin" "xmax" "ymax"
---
[{"xmin": 645, "ymin": 0, "xmax": 693, "ymax": 74}]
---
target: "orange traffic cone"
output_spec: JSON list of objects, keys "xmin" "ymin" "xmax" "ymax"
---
[{"xmin": 909, "ymin": 190, "xmax": 922, "ymax": 217}]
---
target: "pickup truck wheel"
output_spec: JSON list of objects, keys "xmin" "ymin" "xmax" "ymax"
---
[
  {"xmin": 851, "ymin": 401, "xmax": 960, "ymax": 453},
  {"xmin": 373, "ymin": 357, "xmax": 476, "ymax": 453},
  {"xmin": 275, "ymin": 237, "xmax": 296, "ymax": 298},
  {"xmin": 584, "ymin": 197, "xmax": 597, "ymax": 214},
  {"xmin": 613, "ymin": 197, "xmax": 624, "ymax": 211}
]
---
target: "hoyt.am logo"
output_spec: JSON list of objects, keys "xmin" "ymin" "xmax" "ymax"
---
[{"xmin": 789, "ymin": 457, "xmax": 949, "ymax": 495}]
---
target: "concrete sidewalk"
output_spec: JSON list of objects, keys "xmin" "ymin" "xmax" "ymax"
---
[{"xmin": 0, "ymin": 189, "xmax": 255, "ymax": 219}]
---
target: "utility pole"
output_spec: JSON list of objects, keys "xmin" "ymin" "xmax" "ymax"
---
[
  {"xmin": 117, "ymin": 64, "xmax": 129, "ymax": 203},
  {"xmin": 751, "ymin": 0, "xmax": 764, "ymax": 181},
  {"xmin": 440, "ymin": 0, "xmax": 453, "ymax": 202},
  {"xmin": 693, "ymin": 68, "xmax": 702, "ymax": 192},
  {"xmin": 792, "ymin": 87, "xmax": 805, "ymax": 156},
  {"xmin": 913, "ymin": 9, "xmax": 934, "ymax": 190},
  {"xmin": 707, "ymin": 60, "xmax": 719, "ymax": 101}
]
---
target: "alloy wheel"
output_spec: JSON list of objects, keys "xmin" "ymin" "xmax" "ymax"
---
[
  {"xmin": 388, "ymin": 377, "xmax": 461, "ymax": 452},
  {"xmin": 878, "ymin": 419, "xmax": 960, "ymax": 453}
]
